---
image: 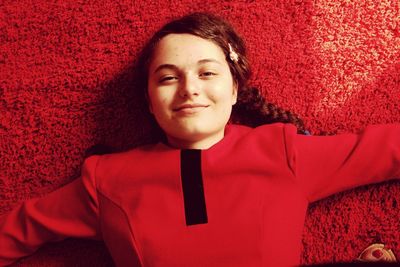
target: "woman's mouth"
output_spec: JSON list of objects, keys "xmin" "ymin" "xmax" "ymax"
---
[{"xmin": 173, "ymin": 103, "xmax": 209, "ymax": 114}]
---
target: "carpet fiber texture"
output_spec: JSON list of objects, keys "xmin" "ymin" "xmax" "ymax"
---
[{"xmin": 0, "ymin": 0, "xmax": 399, "ymax": 266}]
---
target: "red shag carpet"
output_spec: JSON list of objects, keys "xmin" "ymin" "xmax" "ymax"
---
[{"xmin": 0, "ymin": 0, "xmax": 399, "ymax": 266}]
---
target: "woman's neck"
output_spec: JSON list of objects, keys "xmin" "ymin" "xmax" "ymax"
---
[{"xmin": 166, "ymin": 131, "xmax": 225, "ymax": 150}]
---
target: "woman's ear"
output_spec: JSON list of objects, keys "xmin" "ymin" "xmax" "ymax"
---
[
  {"xmin": 146, "ymin": 91, "xmax": 154, "ymax": 114},
  {"xmin": 232, "ymin": 82, "xmax": 238, "ymax": 105}
]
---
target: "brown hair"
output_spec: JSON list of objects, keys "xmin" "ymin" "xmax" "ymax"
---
[{"xmin": 135, "ymin": 12, "xmax": 307, "ymax": 137}]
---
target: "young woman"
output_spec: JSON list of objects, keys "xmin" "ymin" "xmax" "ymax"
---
[{"xmin": 0, "ymin": 12, "xmax": 399, "ymax": 267}]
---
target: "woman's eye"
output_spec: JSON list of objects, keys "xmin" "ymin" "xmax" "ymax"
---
[
  {"xmin": 200, "ymin": 72, "xmax": 216, "ymax": 78},
  {"xmin": 159, "ymin": 76, "xmax": 177, "ymax": 83}
]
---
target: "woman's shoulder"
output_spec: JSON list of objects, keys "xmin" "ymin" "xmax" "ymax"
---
[
  {"xmin": 219, "ymin": 123, "xmax": 300, "ymax": 152},
  {"xmin": 83, "ymin": 143, "xmax": 176, "ymax": 191},
  {"xmin": 227, "ymin": 122, "xmax": 299, "ymax": 139},
  {"xmin": 95, "ymin": 143, "xmax": 168, "ymax": 163}
]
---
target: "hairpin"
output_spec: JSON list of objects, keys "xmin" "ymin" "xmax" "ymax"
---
[{"xmin": 228, "ymin": 43, "xmax": 239, "ymax": 63}]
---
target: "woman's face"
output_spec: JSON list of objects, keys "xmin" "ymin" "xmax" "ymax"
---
[{"xmin": 147, "ymin": 34, "xmax": 237, "ymax": 149}]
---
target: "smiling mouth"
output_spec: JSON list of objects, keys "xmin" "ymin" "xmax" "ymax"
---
[{"xmin": 173, "ymin": 104, "xmax": 209, "ymax": 114}]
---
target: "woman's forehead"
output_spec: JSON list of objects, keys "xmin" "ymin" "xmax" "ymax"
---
[{"xmin": 150, "ymin": 34, "xmax": 226, "ymax": 67}]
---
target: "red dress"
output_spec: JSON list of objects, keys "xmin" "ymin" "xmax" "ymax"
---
[{"xmin": 1, "ymin": 123, "xmax": 399, "ymax": 267}]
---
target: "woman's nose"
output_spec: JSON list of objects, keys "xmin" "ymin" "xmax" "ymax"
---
[{"xmin": 178, "ymin": 75, "xmax": 200, "ymax": 98}]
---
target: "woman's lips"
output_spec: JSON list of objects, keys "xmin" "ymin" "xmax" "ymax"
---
[{"xmin": 173, "ymin": 104, "xmax": 209, "ymax": 114}]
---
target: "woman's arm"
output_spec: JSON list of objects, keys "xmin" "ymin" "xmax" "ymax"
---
[
  {"xmin": 0, "ymin": 156, "xmax": 101, "ymax": 266},
  {"xmin": 284, "ymin": 124, "xmax": 400, "ymax": 202}
]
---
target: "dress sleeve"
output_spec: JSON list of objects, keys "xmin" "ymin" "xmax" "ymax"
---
[
  {"xmin": 284, "ymin": 124, "xmax": 400, "ymax": 202},
  {"xmin": 0, "ymin": 155, "xmax": 101, "ymax": 266}
]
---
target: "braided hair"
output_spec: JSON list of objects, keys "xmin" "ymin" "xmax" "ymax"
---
[{"xmin": 231, "ymin": 87, "xmax": 306, "ymax": 133}]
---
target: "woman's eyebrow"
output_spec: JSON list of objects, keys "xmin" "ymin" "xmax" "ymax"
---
[
  {"xmin": 197, "ymin": 58, "xmax": 222, "ymax": 65},
  {"xmin": 153, "ymin": 64, "xmax": 178, "ymax": 74},
  {"xmin": 153, "ymin": 59, "xmax": 222, "ymax": 74}
]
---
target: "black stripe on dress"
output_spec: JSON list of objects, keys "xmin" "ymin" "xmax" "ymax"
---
[{"xmin": 180, "ymin": 149, "xmax": 208, "ymax": 226}]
